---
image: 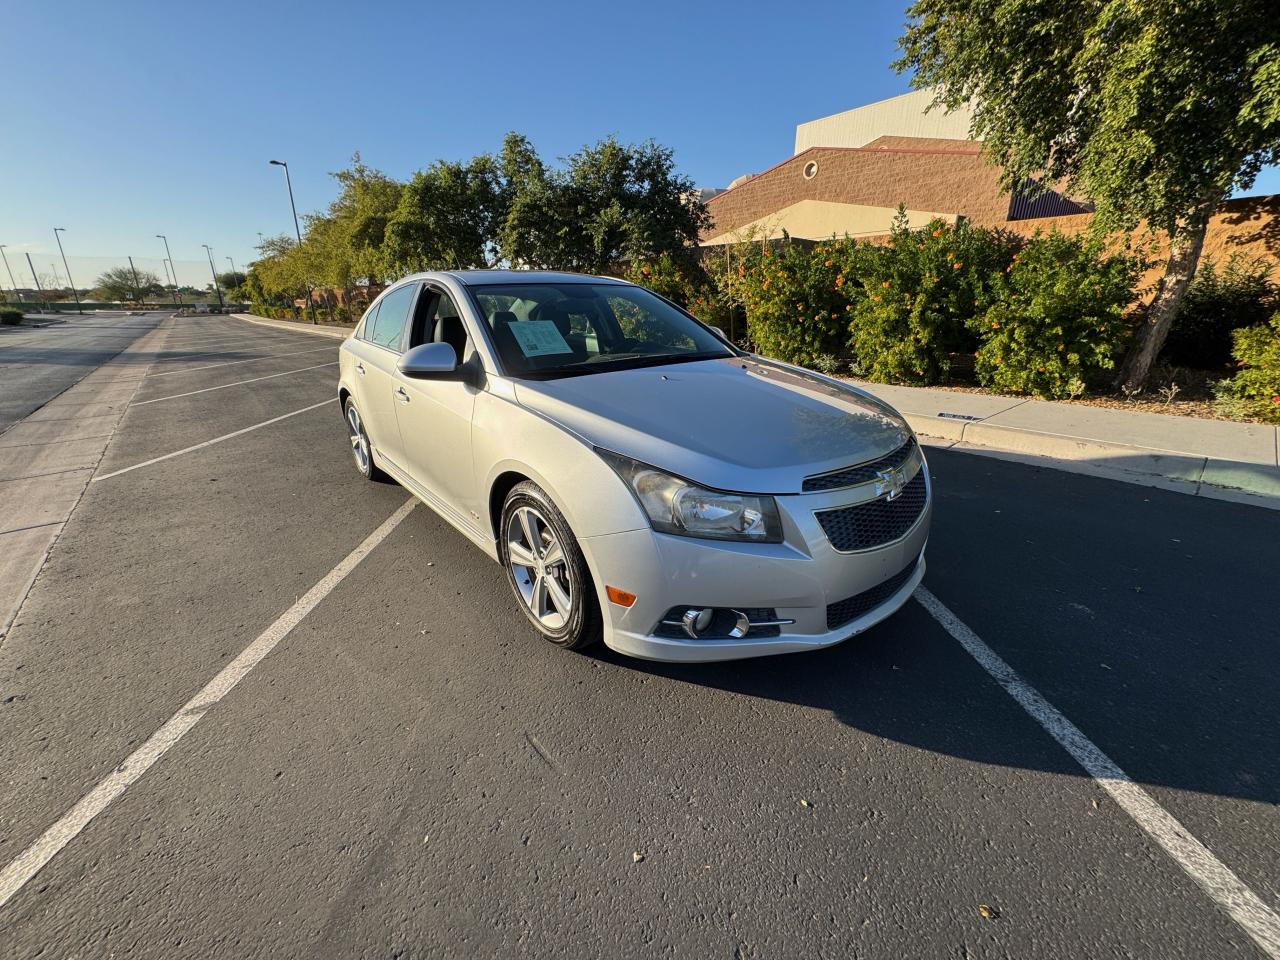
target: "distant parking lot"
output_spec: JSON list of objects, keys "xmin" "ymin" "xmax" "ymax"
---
[{"xmin": 0, "ymin": 314, "xmax": 1277, "ymax": 958}]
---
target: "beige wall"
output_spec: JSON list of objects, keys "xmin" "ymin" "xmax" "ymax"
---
[
  {"xmin": 703, "ymin": 199, "xmax": 956, "ymax": 246},
  {"xmin": 794, "ymin": 89, "xmax": 975, "ymax": 154}
]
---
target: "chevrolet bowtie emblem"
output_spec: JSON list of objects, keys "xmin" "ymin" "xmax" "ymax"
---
[{"xmin": 876, "ymin": 466, "xmax": 906, "ymax": 501}]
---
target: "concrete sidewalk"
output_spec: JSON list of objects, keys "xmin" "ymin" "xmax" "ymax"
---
[
  {"xmin": 232, "ymin": 313, "xmax": 353, "ymax": 339},
  {"xmin": 855, "ymin": 380, "xmax": 1280, "ymax": 507}
]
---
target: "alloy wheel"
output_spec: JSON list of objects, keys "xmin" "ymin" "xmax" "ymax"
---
[
  {"xmin": 505, "ymin": 505, "xmax": 574, "ymax": 630},
  {"xmin": 346, "ymin": 402, "xmax": 370, "ymax": 474}
]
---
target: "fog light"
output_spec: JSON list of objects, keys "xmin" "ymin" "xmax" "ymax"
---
[{"xmin": 681, "ymin": 607, "xmax": 715, "ymax": 639}]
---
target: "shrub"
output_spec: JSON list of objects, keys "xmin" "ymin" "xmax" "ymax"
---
[
  {"xmin": 1214, "ymin": 312, "xmax": 1280, "ymax": 423},
  {"xmin": 0, "ymin": 307, "xmax": 23, "ymax": 325},
  {"xmin": 735, "ymin": 238, "xmax": 852, "ymax": 367},
  {"xmin": 1163, "ymin": 255, "xmax": 1279, "ymax": 370},
  {"xmin": 626, "ymin": 253, "xmax": 732, "ymax": 330},
  {"xmin": 845, "ymin": 215, "xmax": 1020, "ymax": 384},
  {"xmin": 970, "ymin": 231, "xmax": 1140, "ymax": 399}
]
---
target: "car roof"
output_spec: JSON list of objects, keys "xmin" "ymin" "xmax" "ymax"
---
[{"xmin": 399, "ymin": 269, "xmax": 631, "ymax": 288}]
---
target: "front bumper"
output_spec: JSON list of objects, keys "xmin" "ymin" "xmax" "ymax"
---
[{"xmin": 580, "ymin": 460, "xmax": 932, "ymax": 663}]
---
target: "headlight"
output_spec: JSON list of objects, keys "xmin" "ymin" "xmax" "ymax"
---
[{"xmin": 596, "ymin": 449, "xmax": 783, "ymax": 543}]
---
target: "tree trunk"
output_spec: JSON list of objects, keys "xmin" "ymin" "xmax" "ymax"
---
[{"xmin": 1116, "ymin": 201, "xmax": 1215, "ymax": 392}]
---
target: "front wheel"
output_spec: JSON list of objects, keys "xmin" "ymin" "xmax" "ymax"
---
[{"xmin": 500, "ymin": 482, "xmax": 601, "ymax": 651}]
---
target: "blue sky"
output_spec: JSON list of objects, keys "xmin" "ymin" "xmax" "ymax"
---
[{"xmin": 4, "ymin": 0, "xmax": 1278, "ymax": 284}]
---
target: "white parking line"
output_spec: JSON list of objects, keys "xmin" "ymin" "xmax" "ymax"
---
[
  {"xmin": 146, "ymin": 345, "xmax": 336, "ymax": 378},
  {"xmin": 131, "ymin": 362, "xmax": 338, "ymax": 405},
  {"xmin": 914, "ymin": 587, "xmax": 1280, "ymax": 959},
  {"xmin": 0, "ymin": 498, "xmax": 417, "ymax": 912},
  {"xmin": 91, "ymin": 398, "xmax": 335, "ymax": 481}
]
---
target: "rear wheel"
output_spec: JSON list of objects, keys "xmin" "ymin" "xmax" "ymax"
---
[
  {"xmin": 343, "ymin": 397, "xmax": 387, "ymax": 482},
  {"xmin": 500, "ymin": 482, "xmax": 601, "ymax": 651}
]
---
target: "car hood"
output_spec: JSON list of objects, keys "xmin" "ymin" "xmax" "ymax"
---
[{"xmin": 512, "ymin": 356, "xmax": 910, "ymax": 494}]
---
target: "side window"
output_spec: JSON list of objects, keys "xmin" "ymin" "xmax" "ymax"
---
[
  {"xmin": 356, "ymin": 301, "xmax": 380, "ymax": 341},
  {"xmin": 427, "ymin": 289, "xmax": 473, "ymax": 363},
  {"xmin": 368, "ymin": 284, "xmax": 417, "ymax": 351}
]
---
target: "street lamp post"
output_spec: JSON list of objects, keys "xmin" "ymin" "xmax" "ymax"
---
[
  {"xmin": 25, "ymin": 252, "xmax": 48, "ymax": 312},
  {"xmin": 156, "ymin": 235, "xmax": 180, "ymax": 308},
  {"xmin": 52, "ymin": 228, "xmax": 83, "ymax": 314},
  {"xmin": 202, "ymin": 244, "xmax": 224, "ymax": 309},
  {"xmin": 0, "ymin": 245, "xmax": 19, "ymax": 303},
  {"xmin": 268, "ymin": 159, "xmax": 317, "ymax": 324},
  {"xmin": 127, "ymin": 256, "xmax": 144, "ymax": 304}
]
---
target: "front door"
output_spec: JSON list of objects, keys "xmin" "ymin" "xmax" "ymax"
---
[{"xmin": 392, "ymin": 285, "xmax": 480, "ymax": 525}]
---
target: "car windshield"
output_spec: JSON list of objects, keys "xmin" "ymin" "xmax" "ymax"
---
[{"xmin": 467, "ymin": 282, "xmax": 735, "ymax": 378}]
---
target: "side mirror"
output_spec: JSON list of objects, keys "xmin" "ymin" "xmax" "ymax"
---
[
  {"xmin": 709, "ymin": 325, "xmax": 728, "ymax": 340},
  {"xmin": 397, "ymin": 342, "xmax": 458, "ymax": 379}
]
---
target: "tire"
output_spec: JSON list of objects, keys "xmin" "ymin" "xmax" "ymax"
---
[
  {"xmin": 500, "ymin": 481, "xmax": 602, "ymax": 651},
  {"xmin": 343, "ymin": 396, "xmax": 389, "ymax": 482}
]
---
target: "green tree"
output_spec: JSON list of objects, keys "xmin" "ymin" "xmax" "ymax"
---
[
  {"xmin": 896, "ymin": 0, "xmax": 1280, "ymax": 389},
  {"xmin": 500, "ymin": 136, "xmax": 710, "ymax": 273},
  {"xmin": 383, "ymin": 156, "xmax": 500, "ymax": 273},
  {"xmin": 94, "ymin": 266, "xmax": 163, "ymax": 300},
  {"xmin": 216, "ymin": 270, "xmax": 247, "ymax": 295}
]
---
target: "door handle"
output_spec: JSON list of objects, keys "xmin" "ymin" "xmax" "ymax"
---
[
  {"xmin": 355, "ymin": 362, "xmax": 366, "ymax": 376},
  {"xmin": 396, "ymin": 386, "xmax": 410, "ymax": 404}
]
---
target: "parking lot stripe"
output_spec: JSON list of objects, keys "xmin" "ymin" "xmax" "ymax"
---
[
  {"xmin": 146, "ymin": 345, "xmax": 336, "ymax": 378},
  {"xmin": 90, "ymin": 398, "xmax": 335, "ymax": 482},
  {"xmin": 0, "ymin": 498, "xmax": 417, "ymax": 912},
  {"xmin": 131, "ymin": 362, "xmax": 338, "ymax": 405},
  {"xmin": 914, "ymin": 586, "xmax": 1280, "ymax": 959}
]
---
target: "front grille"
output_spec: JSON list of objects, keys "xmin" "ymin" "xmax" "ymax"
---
[
  {"xmin": 815, "ymin": 468, "xmax": 927, "ymax": 552},
  {"xmin": 802, "ymin": 437, "xmax": 916, "ymax": 492},
  {"xmin": 826, "ymin": 557, "xmax": 920, "ymax": 630}
]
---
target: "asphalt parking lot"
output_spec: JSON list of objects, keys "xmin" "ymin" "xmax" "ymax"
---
[{"xmin": 0, "ymin": 314, "xmax": 1277, "ymax": 959}]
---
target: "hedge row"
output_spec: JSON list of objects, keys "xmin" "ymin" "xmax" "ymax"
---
[{"xmin": 637, "ymin": 216, "xmax": 1141, "ymax": 400}]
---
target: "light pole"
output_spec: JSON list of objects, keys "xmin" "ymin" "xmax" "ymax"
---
[
  {"xmin": 52, "ymin": 228, "xmax": 83, "ymax": 314},
  {"xmin": 0, "ymin": 245, "xmax": 19, "ymax": 303},
  {"xmin": 25, "ymin": 252, "xmax": 48, "ymax": 312},
  {"xmin": 156, "ymin": 234, "xmax": 180, "ymax": 308},
  {"xmin": 268, "ymin": 159, "xmax": 316, "ymax": 323},
  {"xmin": 202, "ymin": 244, "xmax": 224, "ymax": 309}
]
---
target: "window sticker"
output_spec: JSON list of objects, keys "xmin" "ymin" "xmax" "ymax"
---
[{"xmin": 507, "ymin": 320, "xmax": 573, "ymax": 357}]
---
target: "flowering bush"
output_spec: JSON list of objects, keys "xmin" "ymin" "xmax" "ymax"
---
[
  {"xmin": 845, "ymin": 215, "xmax": 1020, "ymax": 384},
  {"xmin": 1213, "ymin": 311, "xmax": 1280, "ymax": 423},
  {"xmin": 969, "ymin": 231, "xmax": 1140, "ymax": 399},
  {"xmin": 734, "ymin": 238, "xmax": 853, "ymax": 367},
  {"xmin": 626, "ymin": 253, "xmax": 732, "ymax": 331}
]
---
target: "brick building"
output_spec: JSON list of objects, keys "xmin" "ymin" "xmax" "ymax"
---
[{"xmin": 702, "ymin": 90, "xmax": 1280, "ymax": 280}]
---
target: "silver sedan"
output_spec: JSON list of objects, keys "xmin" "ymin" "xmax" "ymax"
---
[{"xmin": 338, "ymin": 270, "xmax": 930, "ymax": 662}]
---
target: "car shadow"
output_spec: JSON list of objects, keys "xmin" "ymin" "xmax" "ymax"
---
[{"xmin": 585, "ymin": 448, "xmax": 1280, "ymax": 809}]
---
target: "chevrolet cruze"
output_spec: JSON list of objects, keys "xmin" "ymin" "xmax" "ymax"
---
[{"xmin": 337, "ymin": 271, "xmax": 930, "ymax": 662}]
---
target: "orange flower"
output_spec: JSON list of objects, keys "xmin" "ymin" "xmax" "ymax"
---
[
  {"xmin": 932, "ymin": 228, "xmax": 942, "ymax": 237},
  {"xmin": 990, "ymin": 321, "xmax": 1000, "ymax": 329},
  {"xmin": 881, "ymin": 280, "xmax": 890, "ymax": 289},
  {"xmin": 824, "ymin": 259, "xmax": 834, "ymax": 267},
  {"xmin": 953, "ymin": 262, "xmax": 962, "ymax": 270},
  {"xmin": 835, "ymin": 275, "xmax": 845, "ymax": 287}
]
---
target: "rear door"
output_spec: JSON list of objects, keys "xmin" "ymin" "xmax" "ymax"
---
[{"xmin": 347, "ymin": 282, "xmax": 419, "ymax": 467}]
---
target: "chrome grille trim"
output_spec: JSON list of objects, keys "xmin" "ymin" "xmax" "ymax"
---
[{"xmin": 802, "ymin": 437, "xmax": 916, "ymax": 492}]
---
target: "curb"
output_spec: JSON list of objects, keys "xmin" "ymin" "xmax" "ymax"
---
[
  {"xmin": 230, "ymin": 313, "xmax": 351, "ymax": 340},
  {"xmin": 906, "ymin": 412, "xmax": 1280, "ymax": 510}
]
